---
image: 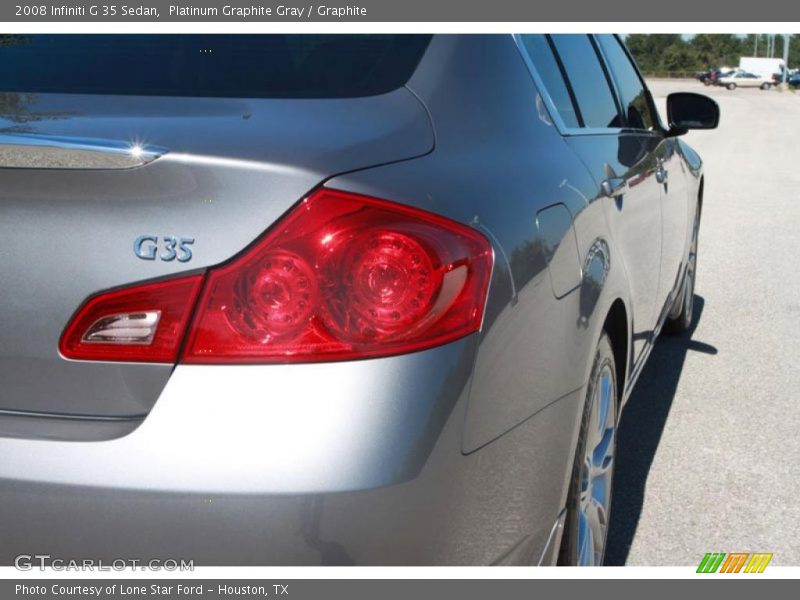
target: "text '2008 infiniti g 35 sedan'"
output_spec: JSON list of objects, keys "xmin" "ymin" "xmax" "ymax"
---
[{"xmin": 0, "ymin": 34, "xmax": 718, "ymax": 566}]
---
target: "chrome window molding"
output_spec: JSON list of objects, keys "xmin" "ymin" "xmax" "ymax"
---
[{"xmin": 512, "ymin": 34, "xmax": 664, "ymax": 139}]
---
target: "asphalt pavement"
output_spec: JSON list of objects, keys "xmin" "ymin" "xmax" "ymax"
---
[{"xmin": 605, "ymin": 79, "xmax": 800, "ymax": 566}]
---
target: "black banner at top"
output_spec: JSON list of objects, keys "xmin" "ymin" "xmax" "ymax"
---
[{"xmin": 4, "ymin": 0, "xmax": 800, "ymax": 22}]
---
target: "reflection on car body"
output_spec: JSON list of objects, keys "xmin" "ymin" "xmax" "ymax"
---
[{"xmin": 0, "ymin": 34, "xmax": 716, "ymax": 566}]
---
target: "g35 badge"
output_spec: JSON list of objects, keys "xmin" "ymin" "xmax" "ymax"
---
[{"xmin": 134, "ymin": 235, "xmax": 194, "ymax": 262}]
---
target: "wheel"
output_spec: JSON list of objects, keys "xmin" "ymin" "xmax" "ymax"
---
[
  {"xmin": 559, "ymin": 333, "xmax": 618, "ymax": 566},
  {"xmin": 665, "ymin": 206, "xmax": 699, "ymax": 334},
  {"xmin": 761, "ymin": 82, "xmax": 771, "ymax": 90},
  {"xmin": 727, "ymin": 83, "xmax": 736, "ymax": 90}
]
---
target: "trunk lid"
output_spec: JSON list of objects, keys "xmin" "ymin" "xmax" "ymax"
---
[{"xmin": 0, "ymin": 89, "xmax": 433, "ymax": 420}]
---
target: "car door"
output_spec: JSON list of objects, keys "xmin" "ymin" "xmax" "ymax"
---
[
  {"xmin": 741, "ymin": 72, "xmax": 759, "ymax": 87},
  {"xmin": 537, "ymin": 34, "xmax": 663, "ymax": 363},
  {"xmin": 594, "ymin": 35, "xmax": 689, "ymax": 323}
]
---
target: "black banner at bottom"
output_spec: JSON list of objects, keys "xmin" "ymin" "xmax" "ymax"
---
[{"xmin": 1, "ymin": 579, "xmax": 783, "ymax": 600}]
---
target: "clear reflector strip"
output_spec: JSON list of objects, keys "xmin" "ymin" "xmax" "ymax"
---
[{"xmin": 81, "ymin": 311, "xmax": 161, "ymax": 345}]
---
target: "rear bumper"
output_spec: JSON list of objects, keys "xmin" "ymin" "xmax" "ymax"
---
[
  {"xmin": 0, "ymin": 339, "xmax": 476, "ymax": 494},
  {"xmin": 0, "ymin": 336, "xmax": 581, "ymax": 564}
]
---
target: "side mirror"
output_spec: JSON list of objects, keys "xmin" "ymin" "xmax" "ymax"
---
[{"xmin": 665, "ymin": 92, "xmax": 720, "ymax": 136}]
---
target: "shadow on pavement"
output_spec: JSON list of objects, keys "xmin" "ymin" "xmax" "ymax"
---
[{"xmin": 605, "ymin": 295, "xmax": 716, "ymax": 565}]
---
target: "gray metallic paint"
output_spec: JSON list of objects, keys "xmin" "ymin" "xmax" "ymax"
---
[
  {"xmin": 0, "ymin": 87, "xmax": 433, "ymax": 419},
  {"xmin": 0, "ymin": 34, "xmax": 704, "ymax": 565}
]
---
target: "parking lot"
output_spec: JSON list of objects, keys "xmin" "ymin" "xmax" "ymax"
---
[{"xmin": 606, "ymin": 79, "xmax": 800, "ymax": 565}]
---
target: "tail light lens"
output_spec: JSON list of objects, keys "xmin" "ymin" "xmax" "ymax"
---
[
  {"xmin": 60, "ymin": 189, "xmax": 493, "ymax": 364},
  {"xmin": 59, "ymin": 276, "xmax": 204, "ymax": 362},
  {"xmin": 183, "ymin": 189, "xmax": 493, "ymax": 363}
]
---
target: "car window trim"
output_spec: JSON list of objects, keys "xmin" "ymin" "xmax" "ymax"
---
[
  {"xmin": 550, "ymin": 34, "xmax": 627, "ymax": 132},
  {"xmin": 512, "ymin": 34, "xmax": 626, "ymax": 138},
  {"xmin": 594, "ymin": 34, "xmax": 667, "ymax": 135},
  {"xmin": 587, "ymin": 34, "xmax": 627, "ymax": 127},
  {"xmin": 543, "ymin": 34, "xmax": 585, "ymax": 127}
]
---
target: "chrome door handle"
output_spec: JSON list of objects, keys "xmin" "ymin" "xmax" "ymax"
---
[{"xmin": 601, "ymin": 177, "xmax": 626, "ymax": 198}]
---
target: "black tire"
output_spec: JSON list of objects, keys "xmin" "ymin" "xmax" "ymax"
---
[
  {"xmin": 665, "ymin": 206, "xmax": 700, "ymax": 335},
  {"xmin": 761, "ymin": 82, "xmax": 771, "ymax": 90},
  {"xmin": 727, "ymin": 83, "xmax": 736, "ymax": 90},
  {"xmin": 559, "ymin": 333, "xmax": 618, "ymax": 566}
]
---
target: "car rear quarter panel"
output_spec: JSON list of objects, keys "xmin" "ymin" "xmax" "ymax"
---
[
  {"xmin": 329, "ymin": 35, "xmax": 631, "ymax": 454},
  {"xmin": 0, "ymin": 34, "xmax": 642, "ymax": 566}
]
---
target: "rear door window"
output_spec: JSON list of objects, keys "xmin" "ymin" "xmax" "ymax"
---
[
  {"xmin": 519, "ymin": 34, "xmax": 580, "ymax": 128},
  {"xmin": 0, "ymin": 34, "xmax": 431, "ymax": 98},
  {"xmin": 595, "ymin": 35, "xmax": 658, "ymax": 131},
  {"xmin": 548, "ymin": 35, "xmax": 622, "ymax": 129}
]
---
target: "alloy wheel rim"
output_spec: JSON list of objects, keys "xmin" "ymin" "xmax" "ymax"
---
[{"xmin": 577, "ymin": 364, "xmax": 616, "ymax": 566}]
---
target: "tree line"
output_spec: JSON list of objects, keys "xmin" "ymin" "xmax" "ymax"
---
[{"xmin": 625, "ymin": 34, "xmax": 799, "ymax": 76}]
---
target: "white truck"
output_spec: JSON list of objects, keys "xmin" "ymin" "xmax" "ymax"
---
[{"xmin": 739, "ymin": 57, "xmax": 785, "ymax": 79}]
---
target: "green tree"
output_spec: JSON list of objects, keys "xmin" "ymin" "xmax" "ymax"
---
[
  {"xmin": 660, "ymin": 43, "xmax": 700, "ymax": 73},
  {"xmin": 689, "ymin": 34, "xmax": 743, "ymax": 69},
  {"xmin": 625, "ymin": 34, "xmax": 683, "ymax": 73},
  {"xmin": 624, "ymin": 34, "xmax": 800, "ymax": 76},
  {"xmin": 768, "ymin": 35, "xmax": 800, "ymax": 69}
]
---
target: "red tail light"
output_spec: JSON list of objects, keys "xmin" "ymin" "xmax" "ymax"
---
[
  {"xmin": 59, "ymin": 275, "xmax": 204, "ymax": 363},
  {"xmin": 60, "ymin": 189, "xmax": 493, "ymax": 364},
  {"xmin": 183, "ymin": 189, "xmax": 493, "ymax": 363}
]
